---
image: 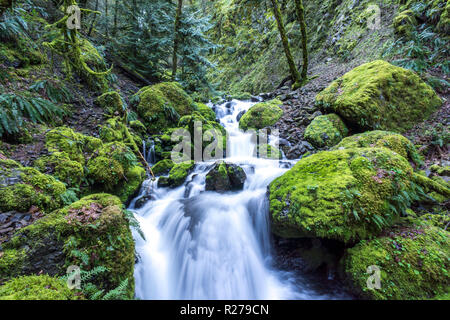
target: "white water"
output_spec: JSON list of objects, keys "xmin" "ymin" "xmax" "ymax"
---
[{"xmin": 130, "ymin": 100, "xmax": 343, "ymax": 300}]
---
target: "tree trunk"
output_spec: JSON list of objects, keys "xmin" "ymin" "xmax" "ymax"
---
[
  {"xmin": 172, "ymin": 0, "xmax": 183, "ymax": 80},
  {"xmin": 270, "ymin": 0, "xmax": 301, "ymax": 89},
  {"xmin": 88, "ymin": 0, "xmax": 99, "ymax": 36},
  {"xmin": 113, "ymin": 0, "xmax": 118, "ymax": 36},
  {"xmin": 104, "ymin": 0, "xmax": 109, "ymax": 37},
  {"xmin": 294, "ymin": 0, "xmax": 308, "ymax": 81}
]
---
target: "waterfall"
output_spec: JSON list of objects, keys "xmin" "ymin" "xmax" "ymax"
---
[{"xmin": 129, "ymin": 100, "xmax": 347, "ymax": 300}]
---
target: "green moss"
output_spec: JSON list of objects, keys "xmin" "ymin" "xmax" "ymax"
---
[
  {"xmin": 87, "ymin": 142, "xmax": 145, "ymax": 202},
  {"xmin": 34, "ymin": 152, "xmax": 84, "ymax": 187},
  {"xmin": 430, "ymin": 164, "xmax": 450, "ymax": 176},
  {"xmin": 0, "ymin": 249, "xmax": 26, "ymax": 280},
  {"xmin": 316, "ymin": 60, "xmax": 442, "ymax": 132},
  {"xmin": 304, "ymin": 113, "xmax": 349, "ymax": 148},
  {"xmin": 239, "ymin": 99, "xmax": 283, "ymax": 131},
  {"xmin": 7, "ymin": 194, "xmax": 135, "ymax": 298},
  {"xmin": 333, "ymin": 130, "xmax": 422, "ymax": 166},
  {"xmin": 129, "ymin": 120, "xmax": 147, "ymax": 136},
  {"xmin": 437, "ymin": 0, "xmax": 449, "ymax": 34},
  {"xmin": 195, "ymin": 102, "xmax": 216, "ymax": 121},
  {"xmin": 0, "ymin": 275, "xmax": 81, "ymax": 300},
  {"xmin": 134, "ymin": 82, "xmax": 195, "ymax": 134},
  {"xmin": 151, "ymin": 159, "xmax": 175, "ymax": 176},
  {"xmin": 95, "ymin": 91, "xmax": 124, "ymax": 116},
  {"xmin": 344, "ymin": 223, "xmax": 449, "ymax": 300},
  {"xmin": 269, "ymin": 148, "xmax": 421, "ymax": 243},
  {"xmin": 0, "ymin": 159, "xmax": 66, "ymax": 213},
  {"xmin": 46, "ymin": 127, "xmax": 103, "ymax": 165},
  {"xmin": 230, "ymin": 92, "xmax": 253, "ymax": 101},
  {"xmin": 393, "ymin": 10, "xmax": 417, "ymax": 37},
  {"xmin": 158, "ymin": 161, "xmax": 195, "ymax": 188}
]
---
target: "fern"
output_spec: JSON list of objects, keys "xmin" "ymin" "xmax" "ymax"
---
[
  {"xmin": 124, "ymin": 209, "xmax": 145, "ymax": 240},
  {"xmin": 30, "ymin": 80, "xmax": 73, "ymax": 103},
  {"xmin": 0, "ymin": 93, "xmax": 67, "ymax": 137},
  {"xmin": 102, "ymin": 278, "xmax": 129, "ymax": 300}
]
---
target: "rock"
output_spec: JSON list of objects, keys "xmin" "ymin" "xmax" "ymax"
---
[
  {"xmin": 0, "ymin": 194, "xmax": 135, "ymax": 298},
  {"xmin": 316, "ymin": 60, "xmax": 442, "ymax": 132},
  {"xmin": 257, "ymin": 144, "xmax": 282, "ymax": 159},
  {"xmin": 131, "ymin": 82, "xmax": 196, "ymax": 134},
  {"xmin": 94, "ymin": 91, "xmax": 124, "ymax": 116},
  {"xmin": 134, "ymin": 195, "xmax": 152, "ymax": 209},
  {"xmin": 304, "ymin": 113, "xmax": 349, "ymax": 148},
  {"xmin": 158, "ymin": 161, "xmax": 195, "ymax": 188},
  {"xmin": 151, "ymin": 159, "xmax": 175, "ymax": 176},
  {"xmin": 0, "ymin": 158, "xmax": 66, "ymax": 214},
  {"xmin": 195, "ymin": 102, "xmax": 216, "ymax": 121},
  {"xmin": 269, "ymin": 148, "xmax": 442, "ymax": 243},
  {"xmin": 344, "ymin": 222, "xmax": 449, "ymax": 300},
  {"xmin": 286, "ymin": 141, "xmax": 313, "ymax": 159},
  {"xmin": 87, "ymin": 142, "xmax": 146, "ymax": 202},
  {"xmin": 332, "ymin": 130, "xmax": 422, "ymax": 166},
  {"xmin": 239, "ymin": 99, "xmax": 284, "ymax": 131},
  {"xmin": 236, "ymin": 110, "xmax": 246, "ymax": 122},
  {"xmin": 205, "ymin": 161, "xmax": 247, "ymax": 192}
]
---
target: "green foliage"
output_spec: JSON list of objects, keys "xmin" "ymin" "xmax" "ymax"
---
[
  {"xmin": 30, "ymin": 79, "xmax": 73, "ymax": 103},
  {"xmin": 0, "ymin": 92, "xmax": 67, "ymax": 137}
]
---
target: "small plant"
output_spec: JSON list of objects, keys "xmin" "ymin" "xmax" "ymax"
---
[{"xmin": 30, "ymin": 79, "xmax": 73, "ymax": 103}]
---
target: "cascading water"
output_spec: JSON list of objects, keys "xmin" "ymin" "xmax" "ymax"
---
[{"xmin": 130, "ymin": 100, "xmax": 347, "ymax": 300}]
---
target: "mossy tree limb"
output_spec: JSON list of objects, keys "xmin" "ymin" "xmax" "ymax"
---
[
  {"xmin": 294, "ymin": 0, "xmax": 308, "ymax": 81},
  {"xmin": 270, "ymin": 0, "xmax": 301, "ymax": 90}
]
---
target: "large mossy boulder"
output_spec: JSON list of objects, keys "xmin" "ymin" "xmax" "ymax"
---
[
  {"xmin": 239, "ymin": 99, "xmax": 283, "ymax": 131},
  {"xmin": 333, "ymin": 130, "xmax": 422, "ymax": 166},
  {"xmin": 95, "ymin": 91, "xmax": 124, "ymax": 116},
  {"xmin": 133, "ymin": 82, "xmax": 195, "ymax": 134},
  {"xmin": 33, "ymin": 152, "xmax": 84, "ymax": 188},
  {"xmin": 269, "ymin": 148, "xmax": 421, "ymax": 243},
  {"xmin": 0, "ymin": 159, "xmax": 66, "ymax": 213},
  {"xmin": 0, "ymin": 275, "xmax": 81, "ymax": 300},
  {"xmin": 343, "ymin": 221, "xmax": 449, "ymax": 300},
  {"xmin": 151, "ymin": 159, "xmax": 175, "ymax": 176},
  {"xmin": 87, "ymin": 142, "xmax": 145, "ymax": 202},
  {"xmin": 1, "ymin": 194, "xmax": 135, "ymax": 298},
  {"xmin": 195, "ymin": 102, "xmax": 216, "ymax": 121},
  {"xmin": 158, "ymin": 161, "xmax": 195, "ymax": 188},
  {"xmin": 304, "ymin": 113, "xmax": 349, "ymax": 148},
  {"xmin": 205, "ymin": 161, "xmax": 247, "ymax": 192},
  {"xmin": 316, "ymin": 60, "xmax": 442, "ymax": 132}
]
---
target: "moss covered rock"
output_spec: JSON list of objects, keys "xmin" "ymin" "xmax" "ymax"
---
[
  {"xmin": 46, "ymin": 127, "xmax": 103, "ymax": 165},
  {"xmin": 205, "ymin": 161, "xmax": 247, "ymax": 192},
  {"xmin": 0, "ymin": 159, "xmax": 66, "ymax": 213},
  {"xmin": 269, "ymin": 148, "xmax": 422, "ymax": 243},
  {"xmin": 2, "ymin": 194, "xmax": 135, "ymax": 298},
  {"xmin": 239, "ymin": 99, "xmax": 283, "ymax": 131},
  {"xmin": 316, "ymin": 60, "xmax": 442, "ymax": 132},
  {"xmin": 158, "ymin": 161, "xmax": 195, "ymax": 188},
  {"xmin": 87, "ymin": 142, "xmax": 145, "ymax": 202},
  {"xmin": 195, "ymin": 102, "xmax": 216, "ymax": 121},
  {"xmin": 344, "ymin": 222, "xmax": 449, "ymax": 300},
  {"xmin": 151, "ymin": 159, "xmax": 175, "ymax": 176},
  {"xmin": 0, "ymin": 275, "xmax": 81, "ymax": 300},
  {"xmin": 133, "ymin": 82, "xmax": 195, "ymax": 134},
  {"xmin": 304, "ymin": 114, "xmax": 349, "ymax": 148},
  {"xmin": 393, "ymin": 10, "xmax": 417, "ymax": 36},
  {"xmin": 95, "ymin": 91, "xmax": 124, "ymax": 116},
  {"xmin": 333, "ymin": 130, "xmax": 422, "ymax": 166},
  {"xmin": 34, "ymin": 152, "xmax": 84, "ymax": 187},
  {"xmin": 437, "ymin": 0, "xmax": 449, "ymax": 34}
]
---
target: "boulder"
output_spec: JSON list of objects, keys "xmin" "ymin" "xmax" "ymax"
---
[
  {"xmin": 205, "ymin": 161, "xmax": 247, "ymax": 192},
  {"xmin": 343, "ymin": 221, "xmax": 449, "ymax": 300},
  {"xmin": 239, "ymin": 99, "xmax": 283, "ymax": 131},
  {"xmin": 0, "ymin": 194, "xmax": 135, "ymax": 298},
  {"xmin": 269, "ymin": 148, "xmax": 440, "ymax": 243},
  {"xmin": 132, "ymin": 82, "xmax": 195, "ymax": 134},
  {"xmin": 94, "ymin": 91, "xmax": 124, "ymax": 116},
  {"xmin": 316, "ymin": 60, "xmax": 442, "ymax": 132},
  {"xmin": 304, "ymin": 113, "xmax": 349, "ymax": 148},
  {"xmin": 158, "ymin": 161, "xmax": 195, "ymax": 188}
]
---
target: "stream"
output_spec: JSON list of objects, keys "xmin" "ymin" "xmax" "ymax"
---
[{"xmin": 129, "ymin": 100, "xmax": 349, "ymax": 299}]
